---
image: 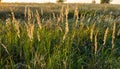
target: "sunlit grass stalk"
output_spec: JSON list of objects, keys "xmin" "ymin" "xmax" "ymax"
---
[
  {"xmin": 25, "ymin": 8, "xmax": 35, "ymax": 41},
  {"xmin": 63, "ymin": 5, "xmax": 69, "ymax": 41},
  {"xmin": 56, "ymin": 17, "xmax": 63, "ymax": 32},
  {"xmin": 11, "ymin": 12, "xmax": 20, "ymax": 38},
  {"xmin": 112, "ymin": 22, "xmax": 116, "ymax": 49},
  {"xmin": 74, "ymin": 6, "xmax": 79, "ymax": 27},
  {"xmin": 25, "ymin": 23, "xmax": 34, "ymax": 41},
  {"xmin": 1, "ymin": 43, "xmax": 10, "ymax": 55},
  {"xmin": 14, "ymin": 21, "xmax": 20, "ymax": 38},
  {"xmin": 94, "ymin": 32, "xmax": 98, "ymax": 55},
  {"xmin": 60, "ymin": 6, "xmax": 64, "ymax": 23},
  {"xmin": 28, "ymin": 8, "xmax": 31, "ymax": 24},
  {"xmin": 11, "ymin": 11, "xmax": 15, "ymax": 22},
  {"xmin": 103, "ymin": 27, "xmax": 109, "ymax": 45},
  {"xmin": 35, "ymin": 10, "xmax": 42, "ymax": 29},
  {"xmin": 90, "ymin": 23, "xmax": 95, "ymax": 42}
]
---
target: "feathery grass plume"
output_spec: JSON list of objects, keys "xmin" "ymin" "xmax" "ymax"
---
[
  {"xmin": 56, "ymin": 17, "xmax": 63, "ymax": 32},
  {"xmin": 117, "ymin": 29, "xmax": 120, "ymax": 36},
  {"xmin": 35, "ymin": 10, "xmax": 42, "ymax": 29},
  {"xmin": 103, "ymin": 27, "xmax": 109, "ymax": 45},
  {"xmin": 65, "ymin": 5, "xmax": 69, "ymax": 32},
  {"xmin": 60, "ymin": 5, "xmax": 64, "ymax": 23},
  {"xmin": 11, "ymin": 11, "xmax": 15, "ymax": 23},
  {"xmin": 112, "ymin": 22, "xmax": 116, "ymax": 49},
  {"xmin": 25, "ymin": 23, "xmax": 34, "ymax": 41},
  {"xmin": 28, "ymin": 8, "xmax": 31, "ymax": 24},
  {"xmin": 74, "ymin": 6, "xmax": 79, "ymax": 27},
  {"xmin": 14, "ymin": 20, "xmax": 20, "ymax": 38},
  {"xmin": 11, "ymin": 11, "xmax": 20, "ymax": 38},
  {"xmin": 63, "ymin": 5, "xmax": 69, "ymax": 41},
  {"xmin": 94, "ymin": 32, "xmax": 98, "ymax": 55},
  {"xmin": 26, "ymin": 8, "xmax": 35, "ymax": 41},
  {"xmin": 90, "ymin": 23, "xmax": 95, "ymax": 42}
]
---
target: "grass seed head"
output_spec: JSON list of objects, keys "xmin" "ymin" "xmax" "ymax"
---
[
  {"xmin": 36, "ymin": 10, "xmax": 42, "ymax": 29},
  {"xmin": 26, "ymin": 23, "xmax": 34, "ymax": 41},
  {"xmin": 28, "ymin": 8, "xmax": 31, "ymax": 24},
  {"xmin": 90, "ymin": 23, "xmax": 95, "ymax": 42},
  {"xmin": 14, "ymin": 21, "xmax": 20, "ymax": 38},
  {"xmin": 112, "ymin": 22, "xmax": 116, "ymax": 49},
  {"xmin": 74, "ymin": 6, "xmax": 79, "ymax": 26},
  {"xmin": 103, "ymin": 27, "xmax": 109, "ymax": 45},
  {"xmin": 63, "ymin": 5, "xmax": 69, "ymax": 41},
  {"xmin": 94, "ymin": 32, "xmax": 98, "ymax": 55},
  {"xmin": 11, "ymin": 12, "xmax": 20, "ymax": 38}
]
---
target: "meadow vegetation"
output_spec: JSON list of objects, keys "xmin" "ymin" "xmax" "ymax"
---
[{"xmin": 0, "ymin": 3, "xmax": 120, "ymax": 69}]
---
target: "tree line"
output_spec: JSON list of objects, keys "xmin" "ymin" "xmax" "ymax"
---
[
  {"xmin": 57, "ymin": 0, "xmax": 112, "ymax": 4},
  {"xmin": 0, "ymin": 0, "xmax": 112, "ymax": 4}
]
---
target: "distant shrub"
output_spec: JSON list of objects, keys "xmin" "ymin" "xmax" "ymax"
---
[
  {"xmin": 100, "ymin": 0, "xmax": 112, "ymax": 4},
  {"xmin": 57, "ymin": 0, "xmax": 66, "ymax": 3}
]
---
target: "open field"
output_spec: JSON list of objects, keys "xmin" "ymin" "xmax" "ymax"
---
[
  {"xmin": 1, "ymin": 3, "xmax": 120, "ymax": 20},
  {"xmin": 0, "ymin": 3, "xmax": 120, "ymax": 69}
]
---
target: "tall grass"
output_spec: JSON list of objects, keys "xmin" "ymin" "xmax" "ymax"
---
[{"xmin": 0, "ymin": 5, "xmax": 120, "ymax": 69}]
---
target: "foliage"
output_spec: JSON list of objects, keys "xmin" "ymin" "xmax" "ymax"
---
[
  {"xmin": 57, "ymin": 0, "xmax": 66, "ymax": 3},
  {"xmin": 100, "ymin": 0, "xmax": 111, "ymax": 4}
]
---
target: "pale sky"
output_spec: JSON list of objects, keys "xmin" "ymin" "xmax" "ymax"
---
[{"xmin": 2, "ymin": 0, "xmax": 120, "ymax": 4}]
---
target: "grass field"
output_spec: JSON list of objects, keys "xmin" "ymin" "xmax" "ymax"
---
[{"xmin": 0, "ymin": 3, "xmax": 120, "ymax": 69}]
